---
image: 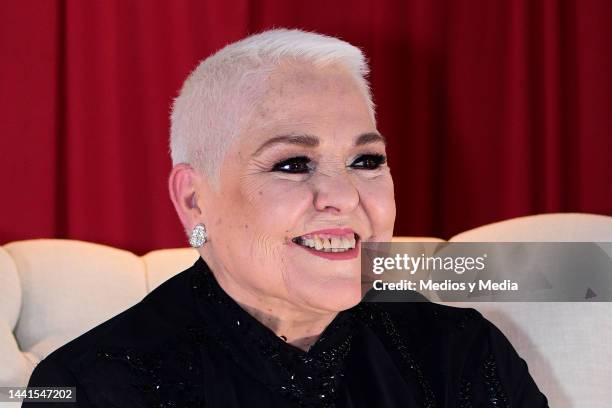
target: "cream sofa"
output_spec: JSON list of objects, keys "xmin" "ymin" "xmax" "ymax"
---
[{"xmin": 1, "ymin": 213, "xmax": 611, "ymax": 407}]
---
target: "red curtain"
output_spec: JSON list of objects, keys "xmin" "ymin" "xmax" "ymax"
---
[{"xmin": 1, "ymin": 0, "xmax": 610, "ymax": 254}]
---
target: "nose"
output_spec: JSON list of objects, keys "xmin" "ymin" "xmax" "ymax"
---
[{"xmin": 312, "ymin": 169, "xmax": 360, "ymax": 214}]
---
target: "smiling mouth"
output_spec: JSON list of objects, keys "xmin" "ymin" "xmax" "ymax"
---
[{"xmin": 291, "ymin": 232, "xmax": 360, "ymax": 253}]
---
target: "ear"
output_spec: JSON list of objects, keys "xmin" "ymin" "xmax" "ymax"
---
[{"xmin": 168, "ymin": 164, "xmax": 205, "ymax": 235}]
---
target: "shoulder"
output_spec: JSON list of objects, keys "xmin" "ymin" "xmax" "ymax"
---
[
  {"xmin": 28, "ymin": 263, "xmax": 202, "ymax": 390},
  {"xmin": 363, "ymin": 299, "xmax": 530, "ymax": 366},
  {"xmin": 355, "ymin": 299, "xmax": 549, "ymax": 406}
]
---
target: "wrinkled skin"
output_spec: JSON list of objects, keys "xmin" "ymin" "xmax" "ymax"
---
[{"xmin": 169, "ymin": 61, "xmax": 396, "ymax": 348}]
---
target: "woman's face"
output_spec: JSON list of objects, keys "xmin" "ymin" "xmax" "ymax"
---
[{"xmin": 199, "ymin": 62, "xmax": 395, "ymax": 314}]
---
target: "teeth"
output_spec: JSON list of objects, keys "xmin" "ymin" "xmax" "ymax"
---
[
  {"xmin": 294, "ymin": 233, "xmax": 357, "ymax": 252},
  {"xmin": 331, "ymin": 237, "xmax": 340, "ymax": 249},
  {"xmin": 314, "ymin": 238, "xmax": 323, "ymax": 250},
  {"xmin": 341, "ymin": 237, "xmax": 350, "ymax": 248},
  {"xmin": 322, "ymin": 239, "xmax": 331, "ymax": 250}
]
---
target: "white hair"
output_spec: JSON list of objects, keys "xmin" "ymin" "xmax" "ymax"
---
[{"xmin": 170, "ymin": 28, "xmax": 375, "ymax": 189}]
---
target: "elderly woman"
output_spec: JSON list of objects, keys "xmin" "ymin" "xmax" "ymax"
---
[{"xmin": 25, "ymin": 29, "xmax": 548, "ymax": 407}]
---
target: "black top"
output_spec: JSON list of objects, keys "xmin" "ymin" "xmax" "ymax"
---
[{"xmin": 25, "ymin": 257, "xmax": 549, "ymax": 407}]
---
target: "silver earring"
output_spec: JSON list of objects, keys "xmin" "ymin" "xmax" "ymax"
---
[{"xmin": 189, "ymin": 223, "xmax": 208, "ymax": 248}]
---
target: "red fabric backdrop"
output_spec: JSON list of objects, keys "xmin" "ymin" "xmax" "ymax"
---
[{"xmin": 1, "ymin": 0, "xmax": 610, "ymax": 254}]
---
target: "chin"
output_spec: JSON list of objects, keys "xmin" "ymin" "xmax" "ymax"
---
[{"xmin": 305, "ymin": 277, "xmax": 362, "ymax": 312}]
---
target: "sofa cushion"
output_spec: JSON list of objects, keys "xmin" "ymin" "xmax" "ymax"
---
[
  {"xmin": 142, "ymin": 247, "xmax": 199, "ymax": 291},
  {"xmin": 4, "ymin": 239, "xmax": 147, "ymax": 365},
  {"xmin": 448, "ymin": 213, "xmax": 612, "ymax": 408},
  {"xmin": 0, "ymin": 245, "xmax": 31, "ymax": 391},
  {"xmin": 450, "ymin": 212, "xmax": 612, "ymax": 242}
]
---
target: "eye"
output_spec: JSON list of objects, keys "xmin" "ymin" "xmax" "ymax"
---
[
  {"xmin": 272, "ymin": 156, "xmax": 312, "ymax": 174},
  {"xmin": 351, "ymin": 154, "xmax": 387, "ymax": 170}
]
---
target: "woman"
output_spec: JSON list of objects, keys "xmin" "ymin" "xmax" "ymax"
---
[{"xmin": 25, "ymin": 29, "xmax": 548, "ymax": 407}]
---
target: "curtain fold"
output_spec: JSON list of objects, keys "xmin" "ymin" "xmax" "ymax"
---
[{"xmin": 1, "ymin": 0, "xmax": 610, "ymax": 254}]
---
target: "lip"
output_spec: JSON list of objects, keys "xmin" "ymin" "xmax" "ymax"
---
[
  {"xmin": 298, "ymin": 228, "xmax": 357, "ymax": 238},
  {"xmin": 290, "ymin": 229, "xmax": 360, "ymax": 260}
]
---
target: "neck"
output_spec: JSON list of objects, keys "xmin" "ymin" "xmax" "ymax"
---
[
  {"xmin": 202, "ymin": 253, "xmax": 337, "ymax": 352},
  {"xmin": 239, "ymin": 302, "xmax": 337, "ymax": 351}
]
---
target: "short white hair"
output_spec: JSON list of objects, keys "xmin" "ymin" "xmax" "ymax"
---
[{"xmin": 170, "ymin": 28, "xmax": 375, "ymax": 188}]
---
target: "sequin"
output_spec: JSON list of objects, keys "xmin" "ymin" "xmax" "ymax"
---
[
  {"xmin": 70, "ymin": 258, "xmax": 543, "ymax": 407},
  {"xmin": 457, "ymin": 308, "xmax": 479, "ymax": 330},
  {"xmin": 457, "ymin": 378, "xmax": 472, "ymax": 408},
  {"xmin": 353, "ymin": 303, "xmax": 438, "ymax": 408},
  {"xmin": 483, "ymin": 353, "xmax": 511, "ymax": 407},
  {"xmin": 101, "ymin": 258, "xmax": 506, "ymax": 408},
  {"xmin": 190, "ymin": 263, "xmax": 353, "ymax": 408},
  {"xmin": 95, "ymin": 345, "xmax": 205, "ymax": 407}
]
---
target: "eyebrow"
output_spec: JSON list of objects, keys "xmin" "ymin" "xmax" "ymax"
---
[{"xmin": 252, "ymin": 132, "xmax": 386, "ymax": 157}]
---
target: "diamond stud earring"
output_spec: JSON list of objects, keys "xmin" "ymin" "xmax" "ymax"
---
[{"xmin": 189, "ymin": 223, "xmax": 208, "ymax": 248}]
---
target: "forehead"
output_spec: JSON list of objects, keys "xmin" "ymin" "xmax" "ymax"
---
[
  {"xmin": 264, "ymin": 61, "xmax": 358, "ymax": 96},
  {"xmin": 241, "ymin": 62, "xmax": 372, "ymax": 143}
]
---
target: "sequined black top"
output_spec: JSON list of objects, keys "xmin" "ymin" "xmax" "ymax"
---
[{"xmin": 25, "ymin": 257, "xmax": 549, "ymax": 407}]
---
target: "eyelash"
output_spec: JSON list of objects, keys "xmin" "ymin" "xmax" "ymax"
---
[{"xmin": 271, "ymin": 154, "xmax": 387, "ymax": 174}]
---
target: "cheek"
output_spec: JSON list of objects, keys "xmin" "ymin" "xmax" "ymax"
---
[
  {"xmin": 357, "ymin": 176, "xmax": 396, "ymax": 236},
  {"xmin": 239, "ymin": 176, "xmax": 314, "ymax": 234},
  {"xmin": 239, "ymin": 180, "xmax": 314, "ymax": 287}
]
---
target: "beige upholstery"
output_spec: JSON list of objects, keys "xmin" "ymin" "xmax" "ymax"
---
[
  {"xmin": 0, "ymin": 213, "xmax": 610, "ymax": 407},
  {"xmin": 0, "ymin": 240, "xmax": 198, "ymax": 405},
  {"xmin": 142, "ymin": 247, "xmax": 201, "ymax": 292},
  {"xmin": 391, "ymin": 236, "xmax": 445, "ymax": 242},
  {"xmin": 448, "ymin": 213, "xmax": 612, "ymax": 408},
  {"xmin": 451, "ymin": 212, "xmax": 612, "ymax": 242},
  {"xmin": 0, "ymin": 246, "xmax": 27, "ymax": 392}
]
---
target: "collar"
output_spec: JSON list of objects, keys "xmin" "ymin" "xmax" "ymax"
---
[{"xmin": 190, "ymin": 257, "xmax": 356, "ymax": 407}]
